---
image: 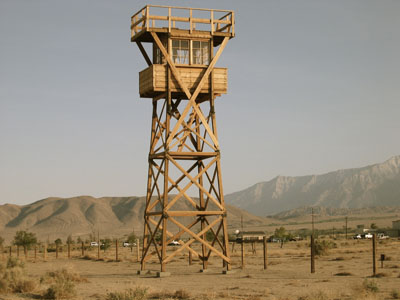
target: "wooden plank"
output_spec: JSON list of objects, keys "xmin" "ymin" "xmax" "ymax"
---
[
  {"xmin": 164, "ymin": 156, "xmax": 219, "ymax": 211},
  {"xmin": 167, "ymin": 37, "xmax": 229, "ymax": 149},
  {"xmin": 167, "ymin": 211, "xmax": 225, "ymax": 216},
  {"xmin": 163, "ymin": 216, "xmax": 221, "ymax": 264},
  {"xmin": 167, "ymin": 155, "xmax": 224, "ymax": 210},
  {"xmin": 169, "ymin": 216, "xmax": 230, "ymax": 262}
]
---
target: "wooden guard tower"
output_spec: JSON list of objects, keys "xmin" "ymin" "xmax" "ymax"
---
[{"xmin": 131, "ymin": 5, "xmax": 235, "ymax": 273}]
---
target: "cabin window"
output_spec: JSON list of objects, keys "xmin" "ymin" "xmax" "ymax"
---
[
  {"xmin": 154, "ymin": 40, "xmax": 167, "ymax": 64},
  {"xmin": 172, "ymin": 40, "xmax": 189, "ymax": 64},
  {"xmin": 192, "ymin": 41, "xmax": 209, "ymax": 65}
]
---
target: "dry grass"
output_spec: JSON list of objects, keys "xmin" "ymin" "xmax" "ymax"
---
[
  {"xmin": 0, "ymin": 257, "xmax": 37, "ymax": 294},
  {"xmin": 107, "ymin": 286, "xmax": 148, "ymax": 300},
  {"xmin": 41, "ymin": 268, "xmax": 87, "ymax": 299}
]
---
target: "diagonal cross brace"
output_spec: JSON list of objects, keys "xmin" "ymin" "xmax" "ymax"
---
[{"xmin": 151, "ymin": 32, "xmax": 229, "ymax": 150}]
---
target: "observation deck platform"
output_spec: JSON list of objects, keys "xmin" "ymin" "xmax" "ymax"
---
[{"xmin": 131, "ymin": 5, "xmax": 235, "ymax": 45}]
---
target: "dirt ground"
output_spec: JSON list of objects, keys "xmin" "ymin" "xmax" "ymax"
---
[{"xmin": 1, "ymin": 238, "xmax": 400, "ymax": 300}]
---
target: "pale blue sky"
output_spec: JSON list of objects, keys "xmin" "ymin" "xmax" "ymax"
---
[{"xmin": 1, "ymin": 0, "xmax": 399, "ymax": 205}]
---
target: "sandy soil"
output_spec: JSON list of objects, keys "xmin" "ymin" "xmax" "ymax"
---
[{"xmin": 1, "ymin": 238, "xmax": 400, "ymax": 300}]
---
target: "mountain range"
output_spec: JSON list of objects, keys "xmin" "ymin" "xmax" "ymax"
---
[
  {"xmin": 0, "ymin": 196, "xmax": 271, "ymax": 243},
  {"xmin": 1, "ymin": 156, "xmax": 399, "ymax": 242},
  {"xmin": 225, "ymin": 156, "xmax": 400, "ymax": 216}
]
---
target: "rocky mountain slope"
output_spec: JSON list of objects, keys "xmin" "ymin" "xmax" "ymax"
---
[
  {"xmin": 0, "ymin": 196, "xmax": 272, "ymax": 243},
  {"xmin": 225, "ymin": 156, "xmax": 400, "ymax": 216}
]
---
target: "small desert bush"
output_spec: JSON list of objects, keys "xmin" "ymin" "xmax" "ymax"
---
[
  {"xmin": 106, "ymin": 286, "xmax": 148, "ymax": 300},
  {"xmin": 391, "ymin": 289, "xmax": 400, "ymax": 299},
  {"xmin": 298, "ymin": 290, "xmax": 329, "ymax": 300},
  {"xmin": 42, "ymin": 268, "xmax": 86, "ymax": 299},
  {"xmin": 314, "ymin": 240, "xmax": 336, "ymax": 256},
  {"xmin": 334, "ymin": 272, "xmax": 352, "ymax": 276},
  {"xmin": 0, "ymin": 257, "xmax": 37, "ymax": 294},
  {"xmin": 363, "ymin": 279, "xmax": 379, "ymax": 293}
]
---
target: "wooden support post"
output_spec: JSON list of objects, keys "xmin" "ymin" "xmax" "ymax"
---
[
  {"xmin": 189, "ymin": 243, "xmax": 193, "ymax": 266},
  {"xmin": 115, "ymin": 239, "xmax": 119, "ymax": 261},
  {"xmin": 241, "ymin": 242, "xmax": 245, "ymax": 269},
  {"xmin": 311, "ymin": 235, "xmax": 315, "ymax": 273},
  {"xmin": 56, "ymin": 244, "xmax": 59, "ymax": 259},
  {"xmin": 231, "ymin": 242, "xmax": 235, "ymax": 254},
  {"xmin": 68, "ymin": 241, "xmax": 71, "ymax": 259},
  {"xmin": 263, "ymin": 236, "xmax": 267, "ymax": 270},
  {"xmin": 372, "ymin": 234, "xmax": 376, "ymax": 277},
  {"xmin": 97, "ymin": 232, "xmax": 100, "ymax": 260},
  {"xmin": 44, "ymin": 244, "xmax": 47, "ymax": 260},
  {"xmin": 81, "ymin": 242, "xmax": 85, "ymax": 257},
  {"xmin": 136, "ymin": 239, "xmax": 140, "ymax": 262},
  {"xmin": 34, "ymin": 245, "xmax": 37, "ymax": 262}
]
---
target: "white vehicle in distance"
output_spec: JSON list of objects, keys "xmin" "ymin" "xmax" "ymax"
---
[
  {"xmin": 90, "ymin": 242, "xmax": 99, "ymax": 247},
  {"xmin": 123, "ymin": 242, "xmax": 136, "ymax": 247},
  {"xmin": 168, "ymin": 240, "xmax": 180, "ymax": 246},
  {"xmin": 364, "ymin": 233, "xmax": 373, "ymax": 239},
  {"xmin": 377, "ymin": 233, "xmax": 389, "ymax": 239}
]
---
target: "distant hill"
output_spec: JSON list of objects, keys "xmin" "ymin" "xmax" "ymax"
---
[
  {"xmin": 0, "ymin": 196, "xmax": 273, "ymax": 243},
  {"xmin": 225, "ymin": 156, "xmax": 400, "ymax": 216},
  {"xmin": 270, "ymin": 205, "xmax": 400, "ymax": 220}
]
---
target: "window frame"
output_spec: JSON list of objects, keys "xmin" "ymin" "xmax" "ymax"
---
[{"xmin": 169, "ymin": 38, "xmax": 211, "ymax": 67}]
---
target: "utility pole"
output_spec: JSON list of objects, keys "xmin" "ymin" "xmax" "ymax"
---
[{"xmin": 311, "ymin": 207, "xmax": 315, "ymax": 273}]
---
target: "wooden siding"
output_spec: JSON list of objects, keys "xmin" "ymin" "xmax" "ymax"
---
[{"xmin": 139, "ymin": 64, "xmax": 227, "ymax": 98}]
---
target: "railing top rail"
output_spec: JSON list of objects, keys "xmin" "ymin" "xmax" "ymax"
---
[{"xmin": 131, "ymin": 5, "xmax": 233, "ymax": 19}]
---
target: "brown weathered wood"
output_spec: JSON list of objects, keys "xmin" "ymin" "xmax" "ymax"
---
[
  {"xmin": 115, "ymin": 239, "xmax": 119, "ymax": 261},
  {"xmin": 311, "ymin": 235, "xmax": 315, "ymax": 273},
  {"xmin": 372, "ymin": 234, "xmax": 377, "ymax": 276},
  {"xmin": 134, "ymin": 5, "xmax": 233, "ymax": 273},
  {"xmin": 241, "ymin": 242, "xmax": 245, "ymax": 269},
  {"xmin": 136, "ymin": 41, "xmax": 152, "ymax": 66},
  {"xmin": 263, "ymin": 236, "xmax": 268, "ymax": 270}
]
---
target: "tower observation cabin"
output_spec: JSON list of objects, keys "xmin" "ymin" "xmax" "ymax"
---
[{"xmin": 131, "ymin": 5, "xmax": 235, "ymax": 274}]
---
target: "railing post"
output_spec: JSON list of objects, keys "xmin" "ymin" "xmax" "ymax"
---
[
  {"xmin": 189, "ymin": 9, "xmax": 192, "ymax": 34},
  {"xmin": 168, "ymin": 7, "xmax": 171, "ymax": 32},
  {"xmin": 231, "ymin": 12, "xmax": 235, "ymax": 36},
  {"xmin": 210, "ymin": 10, "xmax": 214, "ymax": 34},
  {"xmin": 146, "ymin": 6, "xmax": 149, "ymax": 31}
]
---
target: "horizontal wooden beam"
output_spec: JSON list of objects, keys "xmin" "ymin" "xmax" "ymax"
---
[{"xmin": 150, "ymin": 152, "xmax": 218, "ymax": 160}]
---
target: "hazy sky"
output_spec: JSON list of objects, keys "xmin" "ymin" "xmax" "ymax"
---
[{"xmin": 1, "ymin": 0, "xmax": 399, "ymax": 205}]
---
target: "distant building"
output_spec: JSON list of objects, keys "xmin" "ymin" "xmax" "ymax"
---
[
  {"xmin": 393, "ymin": 220, "xmax": 400, "ymax": 230},
  {"xmin": 235, "ymin": 231, "xmax": 266, "ymax": 242},
  {"xmin": 382, "ymin": 220, "xmax": 400, "ymax": 238}
]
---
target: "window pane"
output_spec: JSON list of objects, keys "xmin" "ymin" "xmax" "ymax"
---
[
  {"xmin": 171, "ymin": 39, "xmax": 189, "ymax": 64},
  {"xmin": 181, "ymin": 40, "xmax": 189, "ymax": 48}
]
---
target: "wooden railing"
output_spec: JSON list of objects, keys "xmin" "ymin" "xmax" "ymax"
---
[{"xmin": 131, "ymin": 5, "xmax": 235, "ymax": 39}]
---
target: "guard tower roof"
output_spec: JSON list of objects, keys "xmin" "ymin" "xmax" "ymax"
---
[{"xmin": 131, "ymin": 5, "xmax": 235, "ymax": 46}]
